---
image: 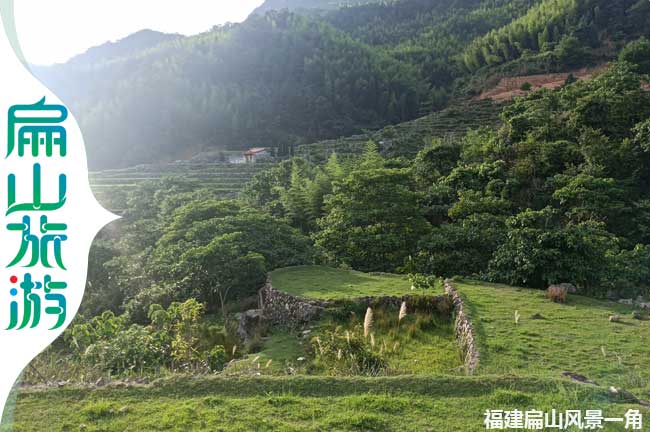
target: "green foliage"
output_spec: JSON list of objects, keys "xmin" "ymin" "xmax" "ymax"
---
[
  {"xmin": 620, "ymin": 37, "xmax": 650, "ymax": 74},
  {"xmin": 311, "ymin": 327, "xmax": 387, "ymax": 376},
  {"xmin": 206, "ymin": 346, "xmax": 227, "ymax": 372},
  {"xmin": 407, "ymin": 63, "xmax": 650, "ymax": 296},
  {"xmin": 407, "ymin": 273, "xmax": 438, "ymax": 291},
  {"xmin": 315, "ymin": 167, "xmax": 430, "ymax": 272},
  {"xmin": 487, "ymin": 207, "xmax": 615, "ymax": 290},
  {"xmin": 463, "ymin": 0, "xmax": 650, "ymax": 72},
  {"xmin": 66, "ymin": 300, "xmax": 225, "ymax": 376}
]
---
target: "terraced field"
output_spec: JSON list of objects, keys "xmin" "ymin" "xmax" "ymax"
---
[
  {"xmin": 296, "ymin": 99, "xmax": 502, "ymax": 163},
  {"xmin": 7, "ymin": 276, "xmax": 650, "ymax": 431},
  {"xmin": 89, "ymin": 162, "xmax": 275, "ymax": 211}
]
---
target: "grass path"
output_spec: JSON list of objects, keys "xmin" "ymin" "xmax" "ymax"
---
[{"xmin": 5, "ymin": 376, "xmax": 646, "ymax": 431}]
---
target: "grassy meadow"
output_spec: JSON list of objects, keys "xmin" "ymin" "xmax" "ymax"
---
[
  {"xmin": 5, "ymin": 376, "xmax": 646, "ymax": 432},
  {"xmin": 270, "ymin": 266, "xmax": 423, "ymax": 299}
]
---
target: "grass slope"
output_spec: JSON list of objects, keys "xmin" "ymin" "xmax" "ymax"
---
[
  {"xmin": 6, "ymin": 376, "xmax": 644, "ymax": 432},
  {"xmin": 455, "ymin": 280, "xmax": 650, "ymax": 394},
  {"xmin": 270, "ymin": 265, "xmax": 423, "ymax": 299}
]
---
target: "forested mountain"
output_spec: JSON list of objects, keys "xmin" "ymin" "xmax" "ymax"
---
[
  {"xmin": 34, "ymin": 0, "xmax": 650, "ymax": 169},
  {"xmin": 463, "ymin": 0, "xmax": 650, "ymax": 72},
  {"xmin": 251, "ymin": 0, "xmax": 371, "ymax": 15},
  {"xmin": 37, "ymin": 13, "xmax": 427, "ymax": 169},
  {"xmin": 69, "ymin": 30, "xmax": 184, "ymax": 66}
]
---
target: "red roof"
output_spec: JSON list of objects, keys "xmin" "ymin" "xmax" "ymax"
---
[{"xmin": 244, "ymin": 147, "xmax": 267, "ymax": 156}]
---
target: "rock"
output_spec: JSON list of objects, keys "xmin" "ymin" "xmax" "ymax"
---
[
  {"xmin": 632, "ymin": 311, "xmax": 644, "ymax": 320},
  {"xmin": 530, "ymin": 313, "xmax": 545, "ymax": 320},
  {"xmin": 235, "ymin": 309, "xmax": 265, "ymax": 345},
  {"xmin": 297, "ymin": 357, "xmax": 306, "ymax": 362},
  {"xmin": 95, "ymin": 377, "xmax": 105, "ymax": 387},
  {"xmin": 618, "ymin": 299, "xmax": 634, "ymax": 305},
  {"xmin": 638, "ymin": 302, "xmax": 650, "ymax": 310},
  {"xmin": 562, "ymin": 372, "xmax": 598, "ymax": 385},
  {"xmin": 609, "ymin": 314, "xmax": 622, "ymax": 323},
  {"xmin": 558, "ymin": 283, "xmax": 578, "ymax": 294},
  {"xmin": 608, "ymin": 387, "xmax": 640, "ymax": 404},
  {"xmin": 302, "ymin": 329, "xmax": 311, "ymax": 336}
]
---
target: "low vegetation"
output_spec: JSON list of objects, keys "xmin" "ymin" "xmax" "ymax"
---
[{"xmin": 5, "ymin": 375, "xmax": 647, "ymax": 431}]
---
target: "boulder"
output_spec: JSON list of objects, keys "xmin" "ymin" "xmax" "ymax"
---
[
  {"xmin": 235, "ymin": 309, "xmax": 265, "ymax": 344},
  {"xmin": 609, "ymin": 314, "xmax": 622, "ymax": 323}
]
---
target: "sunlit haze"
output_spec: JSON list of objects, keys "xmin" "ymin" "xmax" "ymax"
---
[{"xmin": 14, "ymin": 0, "xmax": 265, "ymax": 65}]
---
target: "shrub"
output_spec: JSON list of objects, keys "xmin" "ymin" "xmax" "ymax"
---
[
  {"xmin": 408, "ymin": 273, "xmax": 437, "ymax": 290},
  {"xmin": 206, "ymin": 346, "xmax": 227, "ymax": 372},
  {"xmin": 620, "ymin": 37, "xmax": 650, "ymax": 75},
  {"xmin": 520, "ymin": 82, "xmax": 532, "ymax": 91},
  {"xmin": 312, "ymin": 327, "xmax": 386, "ymax": 376},
  {"xmin": 547, "ymin": 285, "xmax": 568, "ymax": 303}
]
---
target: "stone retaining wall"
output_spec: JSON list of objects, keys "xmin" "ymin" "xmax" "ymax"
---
[
  {"xmin": 258, "ymin": 281, "xmax": 329, "ymax": 327},
  {"xmin": 259, "ymin": 279, "xmax": 452, "ymax": 328},
  {"xmin": 444, "ymin": 279, "xmax": 480, "ymax": 374}
]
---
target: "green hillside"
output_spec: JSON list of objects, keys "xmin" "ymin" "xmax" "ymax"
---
[
  {"xmin": 90, "ymin": 161, "xmax": 275, "ymax": 212},
  {"xmin": 34, "ymin": 0, "xmax": 650, "ymax": 169},
  {"xmin": 295, "ymin": 99, "xmax": 502, "ymax": 162},
  {"xmin": 8, "ymin": 274, "xmax": 650, "ymax": 430}
]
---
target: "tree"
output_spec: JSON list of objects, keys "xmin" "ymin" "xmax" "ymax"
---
[
  {"xmin": 315, "ymin": 168, "xmax": 429, "ymax": 272},
  {"xmin": 619, "ymin": 37, "xmax": 650, "ymax": 74},
  {"xmin": 488, "ymin": 207, "xmax": 616, "ymax": 291}
]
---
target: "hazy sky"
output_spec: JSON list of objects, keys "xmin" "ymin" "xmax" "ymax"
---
[{"xmin": 14, "ymin": 0, "xmax": 265, "ymax": 65}]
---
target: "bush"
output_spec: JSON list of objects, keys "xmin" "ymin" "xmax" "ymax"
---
[
  {"xmin": 206, "ymin": 346, "xmax": 227, "ymax": 372},
  {"xmin": 520, "ymin": 82, "xmax": 532, "ymax": 91},
  {"xmin": 312, "ymin": 327, "xmax": 386, "ymax": 376},
  {"xmin": 620, "ymin": 38, "xmax": 650, "ymax": 75},
  {"xmin": 408, "ymin": 273, "xmax": 438, "ymax": 290},
  {"xmin": 66, "ymin": 299, "xmax": 223, "ymax": 376},
  {"xmin": 547, "ymin": 285, "xmax": 568, "ymax": 303}
]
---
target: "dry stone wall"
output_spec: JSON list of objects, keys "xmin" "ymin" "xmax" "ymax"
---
[
  {"xmin": 259, "ymin": 278, "xmax": 452, "ymax": 327},
  {"xmin": 444, "ymin": 279, "xmax": 480, "ymax": 374},
  {"xmin": 258, "ymin": 281, "xmax": 328, "ymax": 327}
]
